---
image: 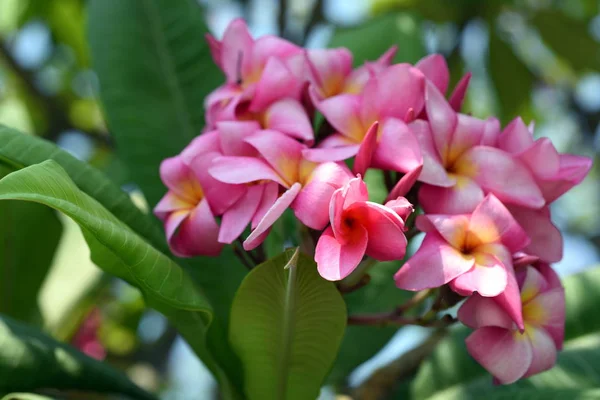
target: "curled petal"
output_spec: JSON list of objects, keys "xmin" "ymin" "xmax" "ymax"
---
[
  {"xmin": 302, "ymin": 141, "xmax": 360, "ymax": 163},
  {"xmin": 491, "ymin": 260, "xmax": 524, "ymax": 330},
  {"xmin": 218, "ymin": 185, "xmax": 263, "ymax": 244},
  {"xmin": 252, "ymin": 182, "xmax": 279, "ymax": 228},
  {"xmin": 384, "ymin": 197, "xmax": 413, "ymax": 222},
  {"xmin": 425, "ymin": 81, "xmax": 457, "ymax": 158},
  {"xmin": 245, "ymin": 129, "xmax": 304, "ymax": 184},
  {"xmin": 416, "ymin": 54, "xmax": 449, "ymax": 94},
  {"xmin": 394, "ymin": 233, "xmax": 475, "ymax": 291},
  {"xmin": 458, "ymin": 295, "xmax": 514, "ymax": 330},
  {"xmin": 209, "ymin": 156, "xmax": 288, "ymax": 187},
  {"xmin": 353, "ymin": 121, "xmax": 378, "ymax": 176},
  {"xmin": 264, "ymin": 98, "xmax": 314, "ymax": 142},
  {"xmin": 244, "ymin": 183, "xmax": 302, "ymax": 250},
  {"xmin": 465, "ymin": 326, "xmax": 532, "ymax": 384},
  {"xmin": 538, "ymin": 154, "xmax": 592, "ymax": 203},
  {"xmin": 216, "ymin": 19, "xmax": 254, "ymax": 83},
  {"xmin": 448, "ymin": 72, "xmax": 471, "ymax": 112},
  {"xmin": 372, "ymin": 118, "xmax": 423, "ymax": 173},
  {"xmin": 509, "ymin": 205, "xmax": 562, "ymax": 263},
  {"xmin": 167, "ymin": 199, "xmax": 223, "ymax": 257},
  {"xmin": 316, "ymin": 226, "xmax": 368, "ymax": 281},
  {"xmin": 386, "ymin": 165, "xmax": 423, "ymax": 202}
]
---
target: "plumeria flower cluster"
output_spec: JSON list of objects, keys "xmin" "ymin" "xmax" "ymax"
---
[{"xmin": 155, "ymin": 19, "xmax": 592, "ymax": 384}]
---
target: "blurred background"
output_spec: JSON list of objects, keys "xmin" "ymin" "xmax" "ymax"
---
[{"xmin": 0, "ymin": 0, "xmax": 598, "ymax": 398}]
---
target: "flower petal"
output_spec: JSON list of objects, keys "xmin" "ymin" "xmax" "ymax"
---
[
  {"xmin": 450, "ymin": 253, "xmax": 508, "ymax": 297},
  {"xmin": 416, "ymin": 54, "xmax": 449, "ymax": 94},
  {"xmin": 425, "ymin": 80, "xmax": 457, "ymax": 159},
  {"xmin": 305, "ymin": 48, "xmax": 353, "ymax": 98},
  {"xmin": 244, "ymin": 183, "xmax": 302, "ymax": 250},
  {"xmin": 386, "ymin": 165, "xmax": 423, "ymax": 201},
  {"xmin": 245, "ymin": 129, "xmax": 303, "ymax": 184},
  {"xmin": 455, "ymin": 146, "xmax": 545, "ymax": 209},
  {"xmin": 317, "ymin": 94, "xmax": 363, "ymax": 141},
  {"xmin": 372, "ymin": 118, "xmax": 423, "ymax": 173},
  {"xmin": 508, "ymin": 205, "xmax": 562, "ymax": 263},
  {"xmin": 302, "ymin": 141, "xmax": 360, "ymax": 163},
  {"xmin": 168, "ymin": 199, "xmax": 223, "ymax": 257},
  {"xmin": 410, "ymin": 120, "xmax": 454, "ymax": 187},
  {"xmin": 315, "ymin": 225, "xmax": 368, "ymax": 281},
  {"xmin": 448, "ymin": 72, "xmax": 471, "ymax": 112},
  {"xmin": 264, "ymin": 98, "xmax": 314, "ymax": 142},
  {"xmin": 498, "ymin": 117, "xmax": 534, "ymax": 154},
  {"xmin": 418, "ymin": 178, "xmax": 484, "ymax": 214},
  {"xmin": 458, "ymin": 294, "xmax": 515, "ymax": 330},
  {"xmin": 250, "ymin": 57, "xmax": 302, "ymax": 111},
  {"xmin": 218, "ymin": 185, "xmax": 263, "ymax": 244},
  {"xmin": 465, "ymin": 326, "xmax": 532, "ymax": 384},
  {"xmin": 216, "ymin": 121, "xmax": 260, "ymax": 156},
  {"xmin": 209, "ymin": 156, "xmax": 288, "ymax": 186},
  {"xmin": 217, "ymin": 19, "xmax": 254, "ymax": 83},
  {"xmin": 394, "ymin": 233, "xmax": 475, "ymax": 290},
  {"xmin": 180, "ymin": 130, "xmax": 221, "ymax": 163},
  {"xmin": 518, "ymin": 138, "xmax": 560, "ymax": 179},
  {"xmin": 159, "ymin": 156, "xmax": 201, "ymax": 201},
  {"xmin": 538, "ymin": 154, "xmax": 592, "ymax": 203},
  {"xmin": 252, "ymin": 181, "xmax": 279, "ymax": 228},
  {"xmin": 154, "ymin": 192, "xmax": 191, "ymax": 220},
  {"xmin": 416, "ymin": 214, "xmax": 470, "ymax": 249},
  {"xmin": 523, "ymin": 327, "xmax": 558, "ymax": 378},
  {"xmin": 530, "ymin": 288, "xmax": 565, "ymax": 350},
  {"xmin": 353, "ymin": 121, "xmax": 378, "ymax": 176},
  {"xmin": 384, "ymin": 196, "xmax": 413, "ymax": 222}
]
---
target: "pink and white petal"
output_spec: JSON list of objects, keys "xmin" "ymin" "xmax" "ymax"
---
[
  {"xmin": 164, "ymin": 210, "xmax": 189, "ymax": 245},
  {"xmin": 538, "ymin": 154, "xmax": 593, "ymax": 203},
  {"xmin": 531, "ymin": 289, "xmax": 565, "ymax": 349},
  {"xmin": 204, "ymin": 85, "xmax": 245, "ymax": 126},
  {"xmin": 418, "ymin": 179, "xmax": 484, "ymax": 214},
  {"xmin": 252, "ymin": 181, "xmax": 280, "ymax": 228},
  {"xmin": 245, "ymin": 129, "xmax": 303, "ymax": 184},
  {"xmin": 449, "ymin": 253, "xmax": 507, "ymax": 297},
  {"xmin": 353, "ymin": 121, "xmax": 379, "ymax": 176},
  {"xmin": 302, "ymin": 143, "xmax": 360, "ymax": 163},
  {"xmin": 536, "ymin": 262, "xmax": 563, "ymax": 290},
  {"xmin": 372, "ymin": 118, "xmax": 423, "ymax": 173},
  {"xmin": 218, "ymin": 185, "xmax": 263, "ymax": 244},
  {"xmin": 219, "ymin": 19, "xmax": 254, "ymax": 83},
  {"xmin": 513, "ymin": 253, "xmax": 540, "ymax": 268},
  {"xmin": 509, "ymin": 205, "xmax": 563, "ymax": 263},
  {"xmin": 498, "ymin": 117, "xmax": 534, "ymax": 154},
  {"xmin": 520, "ymin": 266, "xmax": 549, "ymax": 305},
  {"xmin": 293, "ymin": 163, "xmax": 351, "ymax": 230},
  {"xmin": 425, "ymin": 81, "xmax": 458, "ymax": 157},
  {"xmin": 455, "ymin": 146, "xmax": 545, "ymax": 209},
  {"xmin": 445, "ymin": 114, "xmax": 486, "ymax": 165},
  {"xmin": 362, "ymin": 64, "xmax": 426, "ymax": 121},
  {"xmin": 469, "ymin": 194, "xmax": 530, "ymax": 252},
  {"xmin": 264, "ymin": 98, "xmax": 314, "ymax": 142},
  {"xmin": 416, "ymin": 54, "xmax": 449, "ymax": 94},
  {"xmin": 249, "ymin": 35, "xmax": 302, "ymax": 72},
  {"xmin": 518, "ymin": 138, "xmax": 560, "ymax": 179},
  {"xmin": 188, "ymin": 152, "xmax": 246, "ymax": 215},
  {"xmin": 180, "ymin": 130, "xmax": 221, "ymax": 163},
  {"xmin": 416, "ymin": 214, "xmax": 470, "ymax": 249},
  {"xmin": 169, "ymin": 199, "xmax": 223, "ymax": 257},
  {"xmin": 384, "ymin": 197, "xmax": 413, "ymax": 223},
  {"xmin": 316, "ymin": 225, "xmax": 368, "ymax": 281},
  {"xmin": 347, "ymin": 202, "xmax": 407, "ymax": 260},
  {"xmin": 209, "ymin": 156, "xmax": 288, "ymax": 186},
  {"xmin": 448, "ymin": 72, "xmax": 471, "ymax": 112},
  {"xmin": 250, "ymin": 57, "xmax": 302, "ymax": 111},
  {"xmin": 154, "ymin": 192, "xmax": 191, "ymax": 220},
  {"xmin": 342, "ymin": 176, "xmax": 369, "ymax": 208},
  {"xmin": 386, "ymin": 165, "xmax": 423, "ymax": 202},
  {"xmin": 410, "ymin": 120, "xmax": 454, "ymax": 186},
  {"xmin": 465, "ymin": 326, "xmax": 532, "ymax": 384},
  {"xmin": 244, "ymin": 183, "xmax": 302, "ymax": 250},
  {"xmin": 523, "ymin": 327, "xmax": 558, "ymax": 378},
  {"xmin": 458, "ymin": 294, "xmax": 514, "ymax": 329},
  {"xmin": 492, "ymin": 260, "xmax": 525, "ymax": 330},
  {"xmin": 305, "ymin": 48, "xmax": 353, "ymax": 96},
  {"xmin": 394, "ymin": 233, "xmax": 475, "ymax": 290},
  {"xmin": 317, "ymin": 94, "xmax": 364, "ymax": 140},
  {"xmin": 329, "ymin": 187, "xmax": 346, "ymax": 239},
  {"xmin": 216, "ymin": 120, "xmax": 261, "ymax": 156},
  {"xmin": 159, "ymin": 156, "xmax": 201, "ymax": 202}
]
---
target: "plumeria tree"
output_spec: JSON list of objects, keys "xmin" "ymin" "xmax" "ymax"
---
[{"xmin": 0, "ymin": 1, "xmax": 598, "ymax": 399}]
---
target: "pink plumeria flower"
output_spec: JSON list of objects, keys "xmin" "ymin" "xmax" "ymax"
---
[
  {"xmin": 294, "ymin": 46, "xmax": 397, "ymax": 101},
  {"xmin": 205, "ymin": 19, "xmax": 307, "ymax": 131},
  {"xmin": 209, "ymin": 127, "xmax": 353, "ymax": 249},
  {"xmin": 458, "ymin": 263, "xmax": 565, "ymax": 384},
  {"xmin": 154, "ymin": 153, "xmax": 227, "ymax": 257},
  {"xmin": 415, "ymin": 54, "xmax": 472, "ymax": 113},
  {"xmin": 415, "ymin": 81, "xmax": 545, "ymax": 214},
  {"xmin": 315, "ymin": 177, "xmax": 412, "ymax": 281},
  {"xmin": 303, "ymin": 63, "xmax": 425, "ymax": 175},
  {"xmin": 395, "ymin": 195, "xmax": 529, "ymax": 303},
  {"xmin": 492, "ymin": 118, "xmax": 592, "ymax": 262}
]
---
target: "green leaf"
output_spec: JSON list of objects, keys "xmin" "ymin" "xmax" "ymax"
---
[
  {"xmin": 87, "ymin": 0, "xmax": 221, "ymax": 207},
  {"xmin": 0, "ymin": 161, "xmax": 239, "ymax": 398},
  {"xmin": 0, "ymin": 166, "xmax": 62, "ymax": 324},
  {"xmin": 229, "ymin": 249, "xmax": 347, "ymax": 400},
  {"xmin": 412, "ymin": 266, "xmax": 600, "ymax": 399},
  {"xmin": 2, "ymin": 394, "xmax": 57, "ymax": 400},
  {"xmin": 329, "ymin": 13, "xmax": 425, "ymax": 66},
  {"xmin": 0, "ymin": 125, "xmax": 165, "ymax": 253},
  {"xmin": 0, "ymin": 315, "xmax": 153, "ymax": 399},
  {"xmin": 532, "ymin": 10, "xmax": 600, "ymax": 72},
  {"xmin": 488, "ymin": 31, "xmax": 535, "ymax": 124}
]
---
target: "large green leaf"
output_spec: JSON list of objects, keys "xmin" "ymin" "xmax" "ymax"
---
[
  {"xmin": 329, "ymin": 12, "xmax": 425, "ymax": 66},
  {"xmin": 229, "ymin": 249, "xmax": 347, "ymax": 400},
  {"xmin": 532, "ymin": 10, "xmax": 600, "ymax": 72},
  {"xmin": 0, "ymin": 315, "xmax": 153, "ymax": 399},
  {"xmin": 0, "ymin": 161, "xmax": 240, "ymax": 399},
  {"xmin": 87, "ymin": 0, "xmax": 221, "ymax": 207},
  {"xmin": 0, "ymin": 166, "xmax": 62, "ymax": 324},
  {"xmin": 412, "ymin": 266, "xmax": 600, "ymax": 399},
  {"xmin": 2, "ymin": 394, "xmax": 56, "ymax": 400},
  {"xmin": 489, "ymin": 31, "xmax": 535, "ymax": 124},
  {"xmin": 0, "ymin": 125, "xmax": 164, "ymax": 252}
]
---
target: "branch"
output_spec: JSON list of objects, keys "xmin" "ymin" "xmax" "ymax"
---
[
  {"xmin": 352, "ymin": 329, "xmax": 448, "ymax": 400},
  {"xmin": 302, "ymin": 0, "xmax": 325, "ymax": 44},
  {"xmin": 278, "ymin": 0, "xmax": 288, "ymax": 38},
  {"xmin": 348, "ymin": 313, "xmax": 456, "ymax": 328}
]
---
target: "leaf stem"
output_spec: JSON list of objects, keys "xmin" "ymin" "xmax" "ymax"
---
[{"xmin": 279, "ymin": 248, "xmax": 300, "ymax": 400}]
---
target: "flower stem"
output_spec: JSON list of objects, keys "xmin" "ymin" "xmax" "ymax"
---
[{"xmin": 338, "ymin": 257, "xmax": 378, "ymax": 291}]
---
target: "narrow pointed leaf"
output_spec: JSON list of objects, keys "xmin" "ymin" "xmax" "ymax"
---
[
  {"xmin": 229, "ymin": 249, "xmax": 347, "ymax": 400},
  {"xmin": 0, "ymin": 161, "xmax": 239, "ymax": 398},
  {"xmin": 0, "ymin": 315, "xmax": 154, "ymax": 399}
]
